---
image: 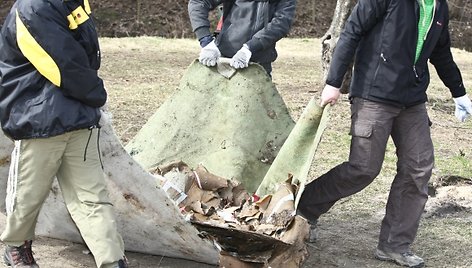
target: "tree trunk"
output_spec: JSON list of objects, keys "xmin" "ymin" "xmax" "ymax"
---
[
  {"xmin": 321, "ymin": 0, "xmax": 356, "ymax": 94},
  {"xmin": 136, "ymin": 0, "xmax": 141, "ymax": 23},
  {"xmin": 448, "ymin": 0, "xmax": 464, "ymax": 19}
]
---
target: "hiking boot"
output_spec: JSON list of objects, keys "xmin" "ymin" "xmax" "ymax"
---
[
  {"xmin": 375, "ymin": 248, "xmax": 424, "ymax": 268},
  {"xmin": 3, "ymin": 240, "xmax": 39, "ymax": 267},
  {"xmin": 307, "ymin": 220, "xmax": 318, "ymax": 243}
]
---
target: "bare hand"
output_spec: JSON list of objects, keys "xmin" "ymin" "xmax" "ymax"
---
[{"xmin": 320, "ymin": 84, "xmax": 341, "ymax": 106}]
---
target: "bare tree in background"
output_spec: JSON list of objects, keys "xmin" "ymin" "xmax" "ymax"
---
[
  {"xmin": 321, "ymin": 0, "xmax": 356, "ymax": 94},
  {"xmin": 448, "ymin": 0, "xmax": 465, "ymax": 18}
]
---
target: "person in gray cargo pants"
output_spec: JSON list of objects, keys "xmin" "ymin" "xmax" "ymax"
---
[{"xmin": 297, "ymin": 0, "xmax": 472, "ymax": 267}]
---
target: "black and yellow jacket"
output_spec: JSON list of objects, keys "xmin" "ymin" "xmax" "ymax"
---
[{"xmin": 0, "ymin": 0, "xmax": 106, "ymax": 140}]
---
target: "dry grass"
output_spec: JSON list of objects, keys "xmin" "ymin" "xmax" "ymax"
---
[{"xmin": 100, "ymin": 37, "xmax": 472, "ymax": 267}]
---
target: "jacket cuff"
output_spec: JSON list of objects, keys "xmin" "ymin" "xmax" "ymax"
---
[
  {"xmin": 451, "ymin": 84, "xmax": 466, "ymax": 98},
  {"xmin": 246, "ymin": 39, "xmax": 263, "ymax": 53},
  {"xmin": 325, "ymin": 79, "xmax": 342, "ymax": 89},
  {"xmin": 194, "ymin": 27, "xmax": 212, "ymax": 41},
  {"xmin": 199, "ymin": 35, "xmax": 213, "ymax": 47}
]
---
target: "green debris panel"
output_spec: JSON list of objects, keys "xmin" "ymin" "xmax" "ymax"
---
[
  {"xmin": 256, "ymin": 98, "xmax": 330, "ymax": 206},
  {"xmin": 125, "ymin": 60, "xmax": 295, "ymax": 193}
]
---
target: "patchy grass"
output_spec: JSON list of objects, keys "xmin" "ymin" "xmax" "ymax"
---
[{"xmin": 100, "ymin": 37, "xmax": 472, "ymax": 267}]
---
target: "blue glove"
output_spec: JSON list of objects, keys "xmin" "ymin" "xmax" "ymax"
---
[
  {"xmin": 230, "ymin": 44, "xmax": 252, "ymax": 69},
  {"xmin": 453, "ymin": 95, "xmax": 472, "ymax": 122},
  {"xmin": 199, "ymin": 40, "xmax": 221, "ymax": 67}
]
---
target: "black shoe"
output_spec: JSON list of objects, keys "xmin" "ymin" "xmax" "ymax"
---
[
  {"xmin": 115, "ymin": 256, "xmax": 128, "ymax": 268},
  {"xmin": 4, "ymin": 240, "xmax": 39, "ymax": 267},
  {"xmin": 296, "ymin": 208, "xmax": 318, "ymax": 243},
  {"xmin": 307, "ymin": 219, "xmax": 318, "ymax": 243}
]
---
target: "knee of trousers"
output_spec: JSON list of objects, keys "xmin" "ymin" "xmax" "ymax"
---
[
  {"xmin": 346, "ymin": 162, "xmax": 381, "ymax": 186},
  {"xmin": 399, "ymin": 165, "xmax": 433, "ymax": 195},
  {"xmin": 397, "ymin": 152, "xmax": 434, "ymax": 180}
]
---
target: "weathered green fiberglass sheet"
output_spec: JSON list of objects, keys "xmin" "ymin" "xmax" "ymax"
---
[
  {"xmin": 126, "ymin": 60, "xmax": 295, "ymax": 193},
  {"xmin": 256, "ymin": 99, "xmax": 330, "ymax": 205}
]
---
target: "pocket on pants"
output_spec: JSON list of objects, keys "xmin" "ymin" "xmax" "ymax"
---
[
  {"xmin": 350, "ymin": 120, "xmax": 373, "ymax": 138},
  {"xmin": 349, "ymin": 120, "xmax": 375, "ymax": 168}
]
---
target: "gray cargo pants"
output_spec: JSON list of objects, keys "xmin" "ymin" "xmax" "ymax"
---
[{"xmin": 298, "ymin": 97, "xmax": 434, "ymax": 253}]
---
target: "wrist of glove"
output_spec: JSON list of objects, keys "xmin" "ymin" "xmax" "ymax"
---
[
  {"xmin": 230, "ymin": 44, "xmax": 252, "ymax": 69},
  {"xmin": 199, "ymin": 35, "xmax": 213, "ymax": 48},
  {"xmin": 199, "ymin": 40, "xmax": 221, "ymax": 67},
  {"xmin": 453, "ymin": 95, "xmax": 472, "ymax": 122}
]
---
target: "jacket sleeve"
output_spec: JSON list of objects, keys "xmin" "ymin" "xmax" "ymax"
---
[
  {"xmin": 326, "ymin": 0, "xmax": 389, "ymax": 88},
  {"xmin": 15, "ymin": 0, "xmax": 106, "ymax": 108},
  {"xmin": 245, "ymin": 0, "xmax": 297, "ymax": 52},
  {"xmin": 429, "ymin": 8, "xmax": 466, "ymax": 98},
  {"xmin": 188, "ymin": 0, "xmax": 224, "ymax": 40}
]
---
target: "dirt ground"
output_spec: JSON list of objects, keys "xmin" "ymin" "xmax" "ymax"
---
[{"xmin": 0, "ymin": 38, "xmax": 471, "ymax": 267}]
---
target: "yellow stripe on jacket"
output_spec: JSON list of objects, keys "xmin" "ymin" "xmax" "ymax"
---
[
  {"xmin": 15, "ymin": 10, "xmax": 61, "ymax": 87},
  {"xmin": 67, "ymin": 5, "xmax": 89, "ymax": 30},
  {"xmin": 83, "ymin": 0, "xmax": 92, "ymax": 14}
]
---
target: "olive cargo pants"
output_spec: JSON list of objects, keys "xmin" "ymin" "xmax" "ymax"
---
[
  {"xmin": 1, "ymin": 128, "xmax": 125, "ymax": 268},
  {"xmin": 298, "ymin": 98, "xmax": 434, "ymax": 253}
]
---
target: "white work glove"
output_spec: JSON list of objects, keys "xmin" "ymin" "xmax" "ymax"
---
[
  {"xmin": 453, "ymin": 95, "xmax": 472, "ymax": 122},
  {"xmin": 230, "ymin": 44, "xmax": 252, "ymax": 69},
  {"xmin": 320, "ymin": 84, "xmax": 341, "ymax": 106},
  {"xmin": 199, "ymin": 40, "xmax": 221, "ymax": 67}
]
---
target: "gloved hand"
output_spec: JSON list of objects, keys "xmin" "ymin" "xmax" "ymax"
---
[
  {"xmin": 199, "ymin": 40, "xmax": 221, "ymax": 67},
  {"xmin": 453, "ymin": 95, "xmax": 472, "ymax": 122},
  {"xmin": 230, "ymin": 44, "xmax": 252, "ymax": 69},
  {"xmin": 320, "ymin": 84, "xmax": 341, "ymax": 106}
]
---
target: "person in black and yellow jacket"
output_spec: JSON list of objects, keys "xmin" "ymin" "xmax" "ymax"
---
[{"xmin": 0, "ymin": 0, "xmax": 127, "ymax": 267}]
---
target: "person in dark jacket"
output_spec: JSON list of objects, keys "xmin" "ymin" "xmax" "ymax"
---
[
  {"xmin": 297, "ymin": 0, "xmax": 472, "ymax": 267},
  {"xmin": 0, "ymin": 0, "xmax": 128, "ymax": 267},
  {"xmin": 188, "ymin": 0, "xmax": 297, "ymax": 75}
]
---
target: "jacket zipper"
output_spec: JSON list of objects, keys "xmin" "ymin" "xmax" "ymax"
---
[
  {"xmin": 252, "ymin": 3, "xmax": 262, "ymax": 37},
  {"xmin": 251, "ymin": 2, "xmax": 269, "ymax": 37},
  {"xmin": 380, "ymin": 53, "xmax": 387, "ymax": 62},
  {"xmin": 413, "ymin": 0, "xmax": 419, "ymax": 79}
]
